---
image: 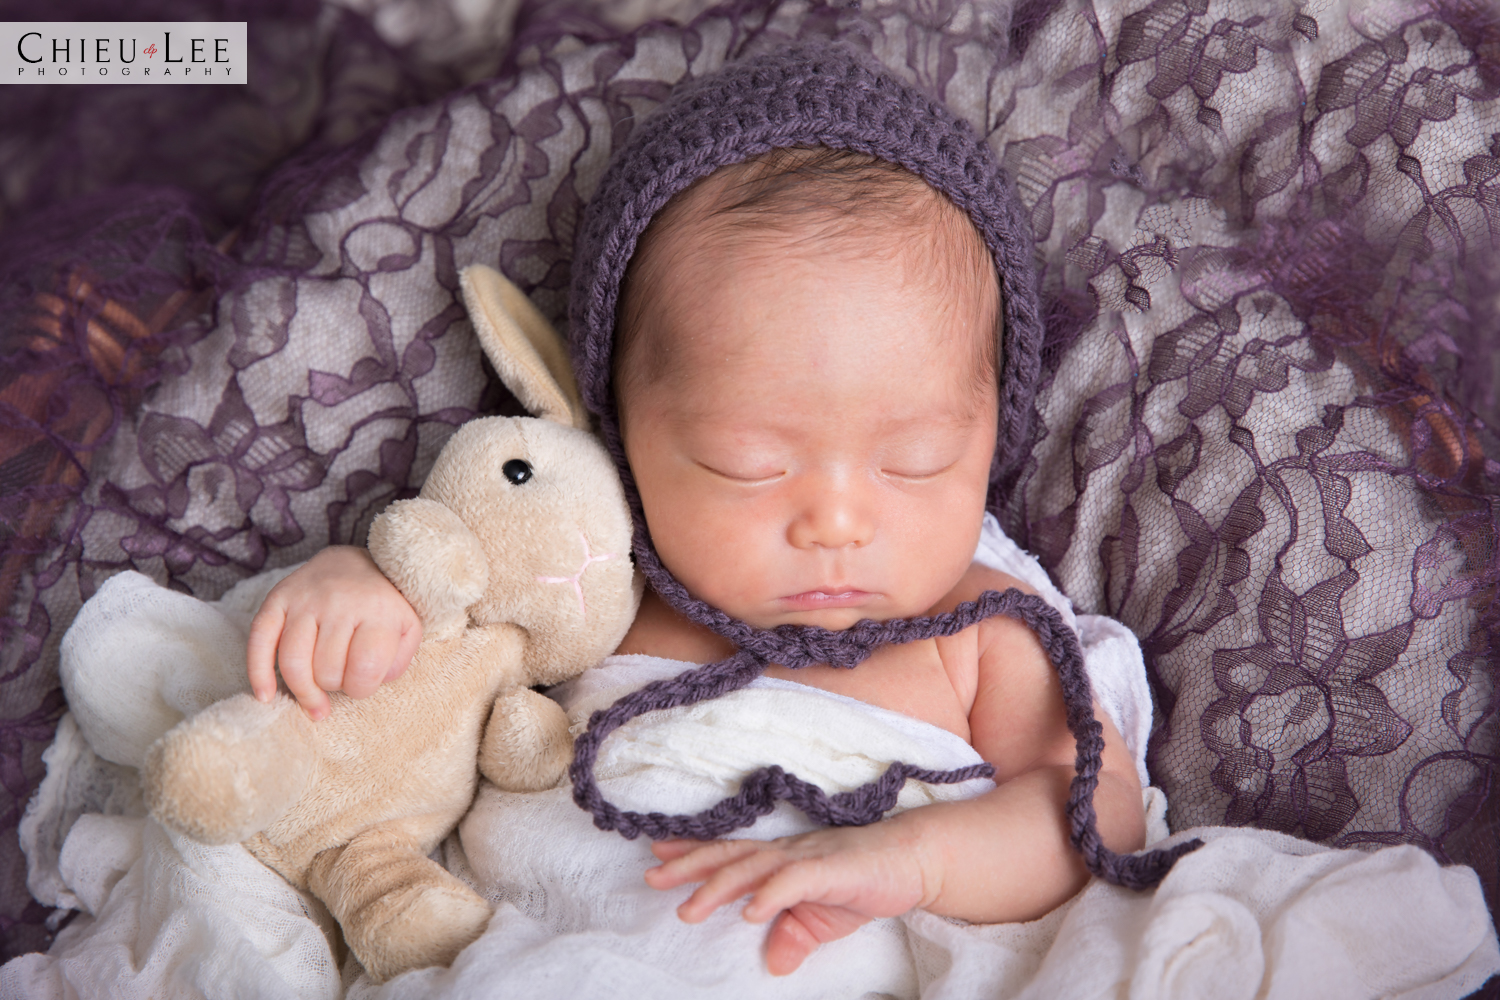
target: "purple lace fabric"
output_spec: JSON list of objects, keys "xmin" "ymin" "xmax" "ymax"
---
[{"xmin": 1, "ymin": 0, "xmax": 1498, "ymax": 986}]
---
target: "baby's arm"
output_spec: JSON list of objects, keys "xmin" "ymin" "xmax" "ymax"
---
[
  {"xmin": 646, "ymin": 596, "xmax": 1146, "ymax": 974},
  {"xmin": 246, "ymin": 546, "xmax": 423, "ymax": 720}
]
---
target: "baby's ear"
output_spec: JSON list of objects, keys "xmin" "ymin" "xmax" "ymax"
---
[{"xmin": 460, "ymin": 264, "xmax": 588, "ymax": 429}]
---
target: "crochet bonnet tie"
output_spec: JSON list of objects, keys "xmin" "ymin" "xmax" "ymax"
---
[{"xmin": 564, "ymin": 41, "xmax": 1201, "ymax": 890}]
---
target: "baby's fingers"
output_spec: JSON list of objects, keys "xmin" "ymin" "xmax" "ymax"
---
[
  {"xmin": 765, "ymin": 909, "xmax": 821, "ymax": 976},
  {"xmin": 646, "ymin": 839, "xmax": 764, "ymax": 890},
  {"xmin": 649, "ymin": 839, "xmax": 713, "ymax": 863},
  {"xmin": 246, "ymin": 603, "xmax": 286, "ymax": 703},
  {"xmin": 312, "ymin": 618, "xmax": 356, "ymax": 695},
  {"xmin": 748, "ymin": 851, "xmax": 923, "ymax": 926},
  {"xmin": 765, "ymin": 904, "xmax": 869, "ymax": 976},
  {"xmin": 278, "ymin": 616, "xmax": 330, "ymax": 721},
  {"xmin": 744, "ymin": 859, "xmax": 846, "ymax": 923},
  {"xmin": 341, "ymin": 621, "xmax": 400, "ymax": 699},
  {"xmin": 674, "ymin": 849, "xmax": 793, "ymax": 923},
  {"xmin": 385, "ymin": 618, "xmax": 423, "ymax": 684}
]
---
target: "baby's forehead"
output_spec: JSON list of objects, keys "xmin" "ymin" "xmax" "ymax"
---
[
  {"xmin": 613, "ymin": 147, "xmax": 1002, "ymax": 398},
  {"xmin": 644, "ymin": 158, "xmax": 1000, "ymax": 298},
  {"xmin": 629, "ymin": 246, "xmax": 999, "ymax": 409},
  {"xmin": 662, "ymin": 149, "xmax": 973, "ymax": 245}
]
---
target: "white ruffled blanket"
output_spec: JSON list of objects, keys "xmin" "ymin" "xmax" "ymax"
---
[{"xmin": 4, "ymin": 517, "xmax": 1498, "ymax": 999}]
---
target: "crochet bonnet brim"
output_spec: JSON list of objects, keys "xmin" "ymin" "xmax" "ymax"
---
[{"xmin": 568, "ymin": 40, "xmax": 1045, "ymax": 510}]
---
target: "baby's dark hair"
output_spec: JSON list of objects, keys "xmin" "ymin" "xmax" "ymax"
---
[{"xmin": 613, "ymin": 146, "xmax": 1001, "ymax": 399}]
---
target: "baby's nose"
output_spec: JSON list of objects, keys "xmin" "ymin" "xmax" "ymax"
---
[{"xmin": 786, "ymin": 488, "xmax": 875, "ymax": 550}]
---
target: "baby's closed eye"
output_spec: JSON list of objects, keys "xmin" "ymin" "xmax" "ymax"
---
[
  {"xmin": 872, "ymin": 420, "xmax": 980, "ymax": 481},
  {"xmin": 878, "ymin": 457, "xmax": 960, "ymax": 481},
  {"xmin": 877, "ymin": 442, "xmax": 968, "ymax": 481},
  {"xmin": 693, "ymin": 457, "xmax": 787, "ymax": 484}
]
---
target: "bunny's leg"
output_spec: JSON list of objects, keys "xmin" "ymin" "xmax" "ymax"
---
[
  {"xmin": 143, "ymin": 692, "xmax": 315, "ymax": 845},
  {"xmin": 308, "ymin": 818, "xmax": 491, "ymax": 983},
  {"xmin": 479, "ymin": 686, "xmax": 574, "ymax": 791}
]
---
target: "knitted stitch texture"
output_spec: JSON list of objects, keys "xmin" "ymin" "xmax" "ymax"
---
[
  {"xmin": 566, "ymin": 41, "xmax": 1201, "ymax": 891},
  {"xmin": 570, "ymin": 41, "xmax": 1043, "ymax": 496}
]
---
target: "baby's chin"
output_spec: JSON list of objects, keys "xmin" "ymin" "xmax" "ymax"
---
[{"xmin": 758, "ymin": 609, "xmax": 874, "ymax": 632}]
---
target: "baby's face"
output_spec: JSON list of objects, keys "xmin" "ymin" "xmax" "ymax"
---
[{"xmin": 618, "ymin": 224, "xmax": 999, "ymax": 632}]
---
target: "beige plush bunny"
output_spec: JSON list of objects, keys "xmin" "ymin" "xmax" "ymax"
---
[{"xmin": 139, "ymin": 265, "xmax": 640, "ymax": 982}]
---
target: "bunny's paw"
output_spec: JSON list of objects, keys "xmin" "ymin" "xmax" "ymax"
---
[{"xmin": 143, "ymin": 693, "xmax": 314, "ymax": 844}]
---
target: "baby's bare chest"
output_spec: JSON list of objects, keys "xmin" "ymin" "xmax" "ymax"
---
[{"xmin": 761, "ymin": 631, "xmax": 979, "ymax": 742}]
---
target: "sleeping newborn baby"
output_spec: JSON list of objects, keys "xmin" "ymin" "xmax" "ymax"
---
[
  {"xmin": 245, "ymin": 45, "xmax": 1148, "ymax": 984},
  {"xmin": 605, "ymin": 144, "xmax": 1147, "ymax": 969}
]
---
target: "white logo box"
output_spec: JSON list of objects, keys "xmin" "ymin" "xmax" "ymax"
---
[{"xmin": 1, "ymin": 22, "xmax": 246, "ymax": 84}]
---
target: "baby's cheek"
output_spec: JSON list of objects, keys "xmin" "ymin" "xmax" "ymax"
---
[
  {"xmin": 650, "ymin": 498, "xmax": 773, "ymax": 604},
  {"xmin": 895, "ymin": 496, "xmax": 987, "ymax": 600}
]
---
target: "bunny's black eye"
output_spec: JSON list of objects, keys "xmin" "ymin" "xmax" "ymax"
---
[{"xmin": 502, "ymin": 459, "xmax": 533, "ymax": 485}]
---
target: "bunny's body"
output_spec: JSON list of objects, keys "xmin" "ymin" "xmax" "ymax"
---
[
  {"xmin": 132, "ymin": 266, "xmax": 641, "ymax": 982},
  {"xmin": 145, "ymin": 616, "xmax": 528, "ymax": 976}
]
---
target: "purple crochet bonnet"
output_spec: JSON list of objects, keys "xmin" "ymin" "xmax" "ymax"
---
[
  {"xmin": 563, "ymin": 41, "xmax": 1199, "ymax": 890},
  {"xmin": 570, "ymin": 41, "xmax": 1043, "ymax": 504}
]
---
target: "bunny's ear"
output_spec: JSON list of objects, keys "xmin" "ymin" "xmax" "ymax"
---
[{"xmin": 460, "ymin": 264, "xmax": 588, "ymax": 429}]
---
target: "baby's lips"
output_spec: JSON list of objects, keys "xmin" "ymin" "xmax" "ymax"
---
[{"xmin": 776, "ymin": 589, "xmax": 876, "ymax": 611}]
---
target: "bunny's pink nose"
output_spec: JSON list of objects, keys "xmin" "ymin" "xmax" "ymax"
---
[{"xmin": 535, "ymin": 530, "xmax": 617, "ymax": 620}]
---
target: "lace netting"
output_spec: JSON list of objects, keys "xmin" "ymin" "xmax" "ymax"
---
[{"xmin": 0, "ymin": 2, "xmax": 1497, "ymax": 990}]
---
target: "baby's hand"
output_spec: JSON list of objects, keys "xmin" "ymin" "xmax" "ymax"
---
[
  {"xmin": 645, "ymin": 821, "xmax": 931, "ymax": 975},
  {"xmin": 246, "ymin": 545, "xmax": 423, "ymax": 721}
]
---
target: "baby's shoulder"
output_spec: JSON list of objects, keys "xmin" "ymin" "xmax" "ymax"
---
[
  {"xmin": 949, "ymin": 561, "xmax": 1070, "ymax": 698},
  {"xmin": 921, "ymin": 562, "xmax": 1044, "ymax": 713}
]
